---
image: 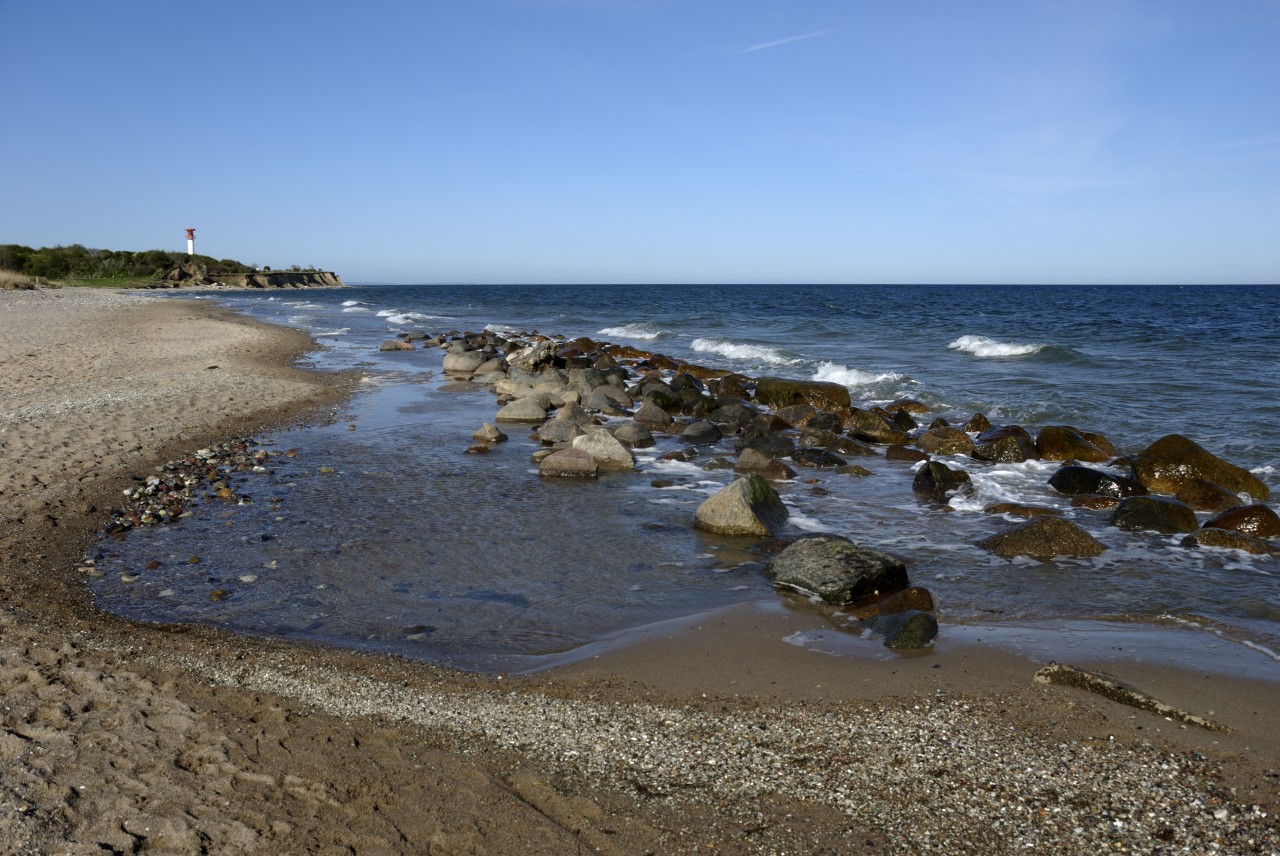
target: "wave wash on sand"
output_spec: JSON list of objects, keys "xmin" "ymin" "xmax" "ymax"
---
[{"xmin": 0, "ymin": 287, "xmax": 1277, "ymax": 854}]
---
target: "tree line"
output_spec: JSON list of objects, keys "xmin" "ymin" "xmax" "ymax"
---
[{"xmin": 0, "ymin": 243, "xmax": 256, "ymax": 280}]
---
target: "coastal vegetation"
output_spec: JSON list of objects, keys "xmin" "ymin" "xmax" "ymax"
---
[{"xmin": 0, "ymin": 243, "xmax": 322, "ymax": 287}]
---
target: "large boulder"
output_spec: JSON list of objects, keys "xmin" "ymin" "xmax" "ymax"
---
[
  {"xmin": 1175, "ymin": 479, "xmax": 1243, "ymax": 513},
  {"xmin": 1130, "ymin": 434, "xmax": 1269, "ymax": 501},
  {"xmin": 754, "ymin": 377, "xmax": 851, "ymax": 411},
  {"xmin": 978, "ymin": 516, "xmax": 1106, "ymax": 559},
  {"xmin": 538, "ymin": 448, "xmax": 599, "ymax": 478},
  {"xmin": 632, "ymin": 400, "xmax": 674, "ymax": 429},
  {"xmin": 846, "ymin": 409, "xmax": 910, "ymax": 445},
  {"xmin": 971, "ymin": 425, "xmax": 1038, "ymax": 463},
  {"xmin": 1202, "ymin": 504, "xmax": 1280, "ymax": 539},
  {"xmin": 613, "ymin": 422, "xmax": 655, "ymax": 449},
  {"xmin": 693, "ymin": 475, "xmax": 789, "ymax": 536},
  {"xmin": 1036, "ymin": 426, "xmax": 1113, "ymax": 463},
  {"xmin": 507, "ymin": 340, "xmax": 558, "ymax": 372},
  {"xmin": 918, "ymin": 425, "xmax": 974, "ymax": 456},
  {"xmin": 572, "ymin": 430, "xmax": 636, "ymax": 471},
  {"xmin": 911, "ymin": 461, "xmax": 973, "ymax": 502},
  {"xmin": 494, "ymin": 397, "xmax": 549, "ymax": 423},
  {"xmin": 1111, "ymin": 496, "xmax": 1199, "ymax": 534},
  {"xmin": 1048, "ymin": 465, "xmax": 1146, "ymax": 498},
  {"xmin": 442, "ymin": 349, "xmax": 487, "ymax": 375},
  {"xmin": 765, "ymin": 535, "xmax": 908, "ymax": 605},
  {"xmin": 682, "ymin": 421, "xmax": 723, "ymax": 445}
]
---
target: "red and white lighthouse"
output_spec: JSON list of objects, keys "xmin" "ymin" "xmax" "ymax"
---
[{"xmin": 185, "ymin": 228, "xmax": 196, "ymax": 255}]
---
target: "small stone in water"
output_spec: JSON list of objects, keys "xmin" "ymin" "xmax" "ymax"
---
[
  {"xmin": 187, "ymin": 555, "xmax": 201, "ymax": 565},
  {"xmin": 209, "ymin": 589, "xmax": 230, "ymax": 602}
]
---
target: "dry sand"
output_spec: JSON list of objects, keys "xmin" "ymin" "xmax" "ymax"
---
[{"xmin": 0, "ymin": 287, "xmax": 1277, "ymax": 854}]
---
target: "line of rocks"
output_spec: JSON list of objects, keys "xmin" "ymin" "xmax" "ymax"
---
[{"xmin": 379, "ymin": 327, "xmax": 1274, "ymax": 649}]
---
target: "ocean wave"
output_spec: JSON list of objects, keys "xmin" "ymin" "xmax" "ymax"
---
[
  {"xmin": 948, "ymin": 334, "xmax": 1044, "ymax": 358},
  {"xmin": 313, "ymin": 327, "xmax": 351, "ymax": 336},
  {"xmin": 342, "ymin": 305, "xmax": 372, "ymax": 314},
  {"xmin": 812, "ymin": 361, "xmax": 908, "ymax": 388},
  {"xmin": 690, "ymin": 338, "xmax": 801, "ymax": 366},
  {"xmin": 341, "ymin": 299, "xmax": 364, "ymax": 307},
  {"xmin": 597, "ymin": 323, "xmax": 667, "ymax": 341},
  {"xmin": 378, "ymin": 309, "xmax": 446, "ymax": 325}
]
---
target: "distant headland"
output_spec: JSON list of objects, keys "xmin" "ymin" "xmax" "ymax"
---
[{"xmin": 0, "ymin": 242, "xmax": 346, "ymax": 290}]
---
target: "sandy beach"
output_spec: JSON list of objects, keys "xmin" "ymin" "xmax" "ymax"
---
[{"xmin": 1, "ymin": 288, "xmax": 1277, "ymax": 854}]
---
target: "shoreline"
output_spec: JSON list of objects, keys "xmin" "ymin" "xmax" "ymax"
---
[{"xmin": 1, "ymin": 288, "xmax": 1277, "ymax": 853}]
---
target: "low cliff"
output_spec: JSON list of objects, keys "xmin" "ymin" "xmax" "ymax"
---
[{"xmin": 157, "ymin": 264, "xmax": 346, "ymax": 289}]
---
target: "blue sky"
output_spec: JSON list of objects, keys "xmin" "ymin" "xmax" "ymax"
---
[{"xmin": 4, "ymin": 0, "xmax": 1278, "ymax": 284}]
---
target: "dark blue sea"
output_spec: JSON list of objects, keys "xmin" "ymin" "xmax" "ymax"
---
[{"xmin": 90, "ymin": 283, "xmax": 1280, "ymax": 673}]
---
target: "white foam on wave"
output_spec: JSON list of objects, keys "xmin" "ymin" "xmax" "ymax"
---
[
  {"xmin": 598, "ymin": 323, "xmax": 666, "ymax": 341},
  {"xmin": 341, "ymin": 299, "xmax": 364, "ymax": 307},
  {"xmin": 484, "ymin": 323, "xmax": 523, "ymax": 337},
  {"xmin": 945, "ymin": 459, "xmax": 1060, "ymax": 514},
  {"xmin": 690, "ymin": 338, "xmax": 801, "ymax": 366},
  {"xmin": 313, "ymin": 327, "xmax": 351, "ymax": 336},
  {"xmin": 378, "ymin": 309, "xmax": 447, "ymax": 325},
  {"xmin": 948, "ymin": 334, "xmax": 1044, "ymax": 358},
  {"xmin": 813, "ymin": 361, "xmax": 908, "ymax": 389},
  {"xmin": 342, "ymin": 305, "xmax": 372, "ymax": 314}
]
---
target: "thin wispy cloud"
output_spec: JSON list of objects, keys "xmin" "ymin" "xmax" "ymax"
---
[{"xmin": 741, "ymin": 28, "xmax": 833, "ymax": 54}]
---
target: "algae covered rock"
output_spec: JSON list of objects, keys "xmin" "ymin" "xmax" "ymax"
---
[
  {"xmin": 1111, "ymin": 496, "xmax": 1199, "ymax": 534},
  {"xmin": 765, "ymin": 535, "xmax": 908, "ymax": 605},
  {"xmin": 1131, "ymin": 434, "xmax": 1269, "ymax": 501},
  {"xmin": 978, "ymin": 516, "xmax": 1106, "ymax": 559}
]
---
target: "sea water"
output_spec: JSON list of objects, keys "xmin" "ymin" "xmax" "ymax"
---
[{"xmin": 88, "ymin": 284, "xmax": 1280, "ymax": 673}]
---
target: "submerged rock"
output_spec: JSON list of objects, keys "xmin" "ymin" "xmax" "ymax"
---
[
  {"xmin": 1111, "ymin": 496, "xmax": 1199, "ymax": 534},
  {"xmin": 791, "ymin": 448, "xmax": 847, "ymax": 469},
  {"xmin": 693, "ymin": 474, "xmax": 789, "ymax": 536},
  {"xmin": 1131, "ymin": 434, "xmax": 1269, "ymax": 501},
  {"xmin": 868, "ymin": 610, "xmax": 938, "ymax": 650},
  {"xmin": 1181, "ymin": 527, "xmax": 1280, "ymax": 556},
  {"xmin": 978, "ymin": 516, "xmax": 1106, "ymax": 559},
  {"xmin": 765, "ymin": 535, "xmax": 908, "ymax": 605},
  {"xmin": 379, "ymin": 339, "xmax": 414, "ymax": 351}
]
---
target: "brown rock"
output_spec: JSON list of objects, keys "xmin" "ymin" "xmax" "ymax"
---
[
  {"xmin": 978, "ymin": 516, "xmax": 1106, "ymax": 559},
  {"xmin": 918, "ymin": 425, "xmax": 975, "ymax": 456},
  {"xmin": 1131, "ymin": 434, "xmax": 1269, "ymax": 501},
  {"xmin": 1202, "ymin": 504, "xmax": 1280, "ymax": 539},
  {"xmin": 886, "ymin": 445, "xmax": 928, "ymax": 463},
  {"xmin": 1111, "ymin": 496, "xmax": 1198, "ymax": 534},
  {"xmin": 1175, "ymin": 479, "xmax": 1243, "ymax": 513},
  {"xmin": 971, "ymin": 425, "xmax": 1038, "ymax": 463},
  {"xmin": 1035, "ymin": 426, "xmax": 1111, "ymax": 463},
  {"xmin": 983, "ymin": 503, "xmax": 1060, "ymax": 518},
  {"xmin": 844, "ymin": 586, "xmax": 935, "ymax": 619},
  {"xmin": 1181, "ymin": 528, "xmax": 1280, "ymax": 556},
  {"xmin": 1072, "ymin": 494, "xmax": 1121, "ymax": 510},
  {"xmin": 963, "ymin": 413, "xmax": 992, "ymax": 433},
  {"xmin": 537, "ymin": 448, "xmax": 599, "ymax": 478}
]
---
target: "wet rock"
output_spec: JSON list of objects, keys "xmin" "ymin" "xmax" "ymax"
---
[
  {"xmin": 774, "ymin": 405, "xmax": 817, "ymax": 427},
  {"xmin": 495, "ymin": 397, "xmax": 549, "ymax": 423},
  {"xmin": 754, "ymin": 377, "xmax": 852, "ymax": 411},
  {"xmin": 978, "ymin": 516, "xmax": 1106, "ymax": 559},
  {"xmin": 918, "ymin": 425, "xmax": 975, "ymax": 456},
  {"xmin": 736, "ymin": 433, "xmax": 796, "ymax": 460},
  {"xmin": 379, "ymin": 339, "xmax": 414, "ymax": 351},
  {"xmin": 734, "ymin": 448, "xmax": 796, "ymax": 480},
  {"xmin": 554, "ymin": 401, "xmax": 596, "ymax": 429},
  {"xmin": 1035, "ymin": 426, "xmax": 1112, "ymax": 463},
  {"xmin": 538, "ymin": 448, "xmax": 599, "ymax": 478},
  {"xmin": 442, "ymin": 349, "xmax": 487, "ymax": 374},
  {"xmin": 889, "ymin": 409, "xmax": 918, "ymax": 431},
  {"xmin": 1072, "ymin": 494, "xmax": 1121, "ymax": 510},
  {"xmin": 886, "ymin": 446, "xmax": 929, "ymax": 463},
  {"xmin": 885, "ymin": 398, "xmax": 930, "ymax": 415},
  {"xmin": 791, "ymin": 448, "xmax": 847, "ymax": 469},
  {"xmin": 983, "ymin": 503, "xmax": 1060, "ymax": 518},
  {"xmin": 613, "ymin": 422, "xmax": 655, "ymax": 449},
  {"xmin": 844, "ymin": 586, "xmax": 935, "ymax": 620},
  {"xmin": 1202, "ymin": 504, "xmax": 1280, "ymax": 538},
  {"xmin": 963, "ymin": 413, "xmax": 992, "ymax": 433},
  {"xmin": 464, "ymin": 444, "xmax": 489, "ymax": 454},
  {"xmin": 846, "ymin": 409, "xmax": 910, "ymax": 445},
  {"xmin": 835, "ymin": 464, "xmax": 874, "ymax": 477},
  {"xmin": 694, "ymin": 474, "xmax": 789, "ymax": 536},
  {"xmin": 765, "ymin": 535, "xmax": 908, "ymax": 605},
  {"xmin": 911, "ymin": 461, "xmax": 973, "ymax": 502},
  {"xmin": 1175, "ymin": 479, "xmax": 1243, "ymax": 513},
  {"xmin": 1131, "ymin": 434, "xmax": 1270, "ymax": 501},
  {"xmin": 706, "ymin": 403, "xmax": 757, "ymax": 430},
  {"xmin": 868, "ymin": 610, "xmax": 939, "ymax": 650},
  {"xmin": 702, "ymin": 457, "xmax": 736, "ymax": 471},
  {"xmin": 572, "ymin": 430, "xmax": 636, "ymax": 470},
  {"xmin": 1111, "ymin": 496, "xmax": 1199, "ymax": 534},
  {"xmin": 971, "ymin": 425, "xmax": 1038, "ymax": 463},
  {"xmin": 536, "ymin": 419, "xmax": 585, "ymax": 444},
  {"xmin": 472, "ymin": 423, "xmax": 508, "ymax": 443},
  {"xmin": 632, "ymin": 400, "xmax": 675, "ymax": 429},
  {"xmin": 1048, "ymin": 465, "xmax": 1146, "ymax": 498},
  {"xmin": 584, "ymin": 385, "xmax": 633, "ymax": 412},
  {"xmin": 682, "ymin": 421, "xmax": 723, "ymax": 445},
  {"xmin": 1181, "ymin": 528, "xmax": 1280, "ymax": 556}
]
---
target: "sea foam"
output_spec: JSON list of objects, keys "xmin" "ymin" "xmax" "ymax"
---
[
  {"xmin": 690, "ymin": 338, "xmax": 800, "ymax": 366},
  {"xmin": 813, "ymin": 361, "xmax": 907, "ymax": 388},
  {"xmin": 597, "ymin": 323, "xmax": 666, "ymax": 341},
  {"xmin": 948, "ymin": 335, "xmax": 1043, "ymax": 358}
]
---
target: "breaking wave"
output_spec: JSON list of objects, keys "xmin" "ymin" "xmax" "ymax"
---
[
  {"xmin": 948, "ymin": 335, "xmax": 1044, "ymax": 358},
  {"xmin": 690, "ymin": 338, "xmax": 801, "ymax": 366},
  {"xmin": 597, "ymin": 323, "xmax": 668, "ymax": 341}
]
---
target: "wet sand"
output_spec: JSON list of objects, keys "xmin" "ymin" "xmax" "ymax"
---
[{"xmin": 1, "ymin": 287, "xmax": 1276, "ymax": 854}]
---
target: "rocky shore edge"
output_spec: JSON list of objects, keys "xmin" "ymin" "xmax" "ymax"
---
[{"xmin": 2, "ymin": 289, "xmax": 1277, "ymax": 853}]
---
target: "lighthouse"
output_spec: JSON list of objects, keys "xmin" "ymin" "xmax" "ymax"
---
[{"xmin": 185, "ymin": 228, "xmax": 196, "ymax": 255}]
